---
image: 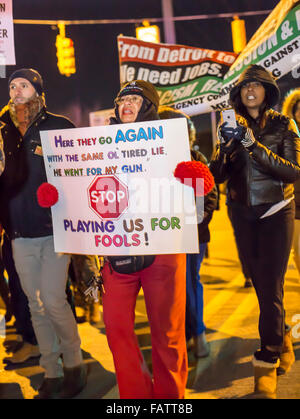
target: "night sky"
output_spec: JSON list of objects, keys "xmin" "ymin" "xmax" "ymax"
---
[{"xmin": 0, "ymin": 0, "xmax": 293, "ymax": 156}]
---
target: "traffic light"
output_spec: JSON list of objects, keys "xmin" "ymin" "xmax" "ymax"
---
[
  {"xmin": 56, "ymin": 24, "xmax": 76, "ymax": 77},
  {"xmin": 231, "ymin": 16, "xmax": 247, "ymax": 54},
  {"xmin": 136, "ymin": 20, "xmax": 160, "ymax": 43}
]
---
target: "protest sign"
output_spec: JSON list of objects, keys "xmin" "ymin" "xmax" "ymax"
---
[
  {"xmin": 0, "ymin": 0, "xmax": 15, "ymax": 66},
  {"xmin": 117, "ymin": 35, "xmax": 237, "ymax": 116},
  {"xmin": 212, "ymin": 0, "xmax": 300, "ymax": 113},
  {"xmin": 40, "ymin": 118, "xmax": 199, "ymax": 256},
  {"xmin": 117, "ymin": 1, "xmax": 300, "ymax": 116}
]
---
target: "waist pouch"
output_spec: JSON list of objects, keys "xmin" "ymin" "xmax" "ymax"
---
[{"xmin": 107, "ymin": 255, "xmax": 156, "ymax": 274}]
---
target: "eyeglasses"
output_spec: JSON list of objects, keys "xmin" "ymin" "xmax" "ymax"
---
[
  {"xmin": 115, "ymin": 95, "xmax": 143, "ymax": 105},
  {"xmin": 241, "ymin": 81, "xmax": 263, "ymax": 90}
]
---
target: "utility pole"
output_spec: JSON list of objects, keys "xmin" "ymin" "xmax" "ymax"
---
[
  {"xmin": 161, "ymin": 0, "xmax": 176, "ymax": 44},
  {"xmin": 161, "ymin": 0, "xmax": 217, "ymax": 154}
]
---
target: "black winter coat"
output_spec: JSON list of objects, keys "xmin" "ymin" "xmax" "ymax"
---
[
  {"xmin": 0, "ymin": 106, "xmax": 74, "ymax": 239},
  {"xmin": 210, "ymin": 110, "xmax": 300, "ymax": 207},
  {"xmin": 281, "ymin": 88, "xmax": 300, "ymax": 219},
  {"xmin": 191, "ymin": 150, "xmax": 218, "ymax": 244}
]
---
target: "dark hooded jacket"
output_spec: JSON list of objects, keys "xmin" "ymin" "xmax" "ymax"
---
[
  {"xmin": 282, "ymin": 88, "xmax": 300, "ymax": 218},
  {"xmin": 0, "ymin": 104, "xmax": 74, "ymax": 239},
  {"xmin": 210, "ymin": 65, "xmax": 300, "ymax": 207},
  {"xmin": 110, "ymin": 80, "xmax": 160, "ymax": 125}
]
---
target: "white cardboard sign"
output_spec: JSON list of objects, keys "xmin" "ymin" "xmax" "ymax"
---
[
  {"xmin": 0, "ymin": 1, "xmax": 16, "ymax": 66},
  {"xmin": 40, "ymin": 118, "xmax": 199, "ymax": 256}
]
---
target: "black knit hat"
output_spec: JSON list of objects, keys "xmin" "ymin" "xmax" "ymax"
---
[
  {"xmin": 8, "ymin": 68, "xmax": 44, "ymax": 95},
  {"xmin": 116, "ymin": 80, "xmax": 160, "ymax": 110},
  {"xmin": 229, "ymin": 64, "xmax": 280, "ymax": 110}
]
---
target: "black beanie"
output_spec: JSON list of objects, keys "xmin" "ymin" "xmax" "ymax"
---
[
  {"xmin": 116, "ymin": 80, "xmax": 160, "ymax": 110},
  {"xmin": 8, "ymin": 68, "xmax": 44, "ymax": 96}
]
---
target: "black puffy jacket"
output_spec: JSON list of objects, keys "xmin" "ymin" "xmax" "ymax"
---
[
  {"xmin": 281, "ymin": 88, "xmax": 300, "ymax": 219},
  {"xmin": 0, "ymin": 106, "xmax": 74, "ymax": 239},
  {"xmin": 210, "ymin": 109, "xmax": 300, "ymax": 207}
]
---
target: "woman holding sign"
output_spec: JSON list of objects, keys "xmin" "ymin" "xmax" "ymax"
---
[
  {"xmin": 102, "ymin": 80, "xmax": 188, "ymax": 399},
  {"xmin": 210, "ymin": 64, "xmax": 300, "ymax": 399}
]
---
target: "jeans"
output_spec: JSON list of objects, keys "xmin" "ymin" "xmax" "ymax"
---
[
  {"xmin": 229, "ymin": 201, "xmax": 295, "ymax": 363},
  {"xmin": 12, "ymin": 235, "xmax": 82, "ymax": 377},
  {"xmin": 2, "ymin": 236, "xmax": 37, "ymax": 345},
  {"xmin": 186, "ymin": 244, "xmax": 207, "ymax": 341}
]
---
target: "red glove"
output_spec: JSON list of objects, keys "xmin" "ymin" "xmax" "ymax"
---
[
  {"xmin": 174, "ymin": 161, "xmax": 215, "ymax": 196},
  {"xmin": 37, "ymin": 183, "xmax": 59, "ymax": 207}
]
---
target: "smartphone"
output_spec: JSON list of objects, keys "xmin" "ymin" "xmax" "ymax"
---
[{"xmin": 221, "ymin": 108, "xmax": 237, "ymax": 128}]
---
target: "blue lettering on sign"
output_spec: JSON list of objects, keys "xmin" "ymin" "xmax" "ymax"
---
[{"xmin": 115, "ymin": 126, "xmax": 164, "ymax": 143}]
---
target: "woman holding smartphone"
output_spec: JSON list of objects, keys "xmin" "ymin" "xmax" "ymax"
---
[{"xmin": 210, "ymin": 64, "xmax": 300, "ymax": 399}]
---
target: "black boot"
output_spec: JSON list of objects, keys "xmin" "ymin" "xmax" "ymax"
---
[
  {"xmin": 59, "ymin": 364, "xmax": 87, "ymax": 399},
  {"xmin": 34, "ymin": 377, "xmax": 64, "ymax": 399}
]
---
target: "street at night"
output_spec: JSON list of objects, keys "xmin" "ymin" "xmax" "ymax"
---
[
  {"xmin": 0, "ymin": 0, "xmax": 300, "ymax": 401},
  {"xmin": 1, "ymin": 195, "xmax": 299, "ymax": 399}
]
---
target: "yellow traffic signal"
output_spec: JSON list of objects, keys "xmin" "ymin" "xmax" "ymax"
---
[
  {"xmin": 136, "ymin": 20, "xmax": 160, "ymax": 43},
  {"xmin": 231, "ymin": 16, "xmax": 247, "ymax": 54},
  {"xmin": 56, "ymin": 24, "xmax": 76, "ymax": 77}
]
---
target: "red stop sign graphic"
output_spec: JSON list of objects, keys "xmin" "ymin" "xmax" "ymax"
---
[{"xmin": 87, "ymin": 175, "xmax": 129, "ymax": 220}]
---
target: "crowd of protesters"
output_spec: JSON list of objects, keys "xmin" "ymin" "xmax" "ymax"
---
[{"xmin": 0, "ymin": 64, "xmax": 299, "ymax": 400}]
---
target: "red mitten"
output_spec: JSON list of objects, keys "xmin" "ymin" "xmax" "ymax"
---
[
  {"xmin": 174, "ymin": 161, "xmax": 215, "ymax": 196},
  {"xmin": 37, "ymin": 183, "xmax": 59, "ymax": 207}
]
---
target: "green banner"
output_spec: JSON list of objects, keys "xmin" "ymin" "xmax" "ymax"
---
[
  {"xmin": 117, "ymin": 0, "xmax": 300, "ymax": 115},
  {"xmin": 216, "ymin": 0, "xmax": 300, "ymax": 112},
  {"xmin": 117, "ymin": 35, "xmax": 237, "ymax": 115}
]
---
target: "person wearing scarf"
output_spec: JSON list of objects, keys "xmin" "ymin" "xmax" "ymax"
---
[{"xmin": 0, "ymin": 68, "xmax": 86, "ymax": 399}]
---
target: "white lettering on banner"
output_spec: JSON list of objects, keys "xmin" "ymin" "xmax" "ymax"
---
[
  {"xmin": 136, "ymin": 67, "xmax": 182, "ymax": 85},
  {"xmin": 158, "ymin": 46, "xmax": 235, "ymax": 64},
  {"xmin": 119, "ymin": 41, "xmax": 155, "ymax": 61},
  {"xmin": 181, "ymin": 63, "xmax": 222, "ymax": 83},
  {"xmin": 119, "ymin": 38, "xmax": 236, "ymax": 66},
  {"xmin": 120, "ymin": 64, "xmax": 136, "ymax": 83},
  {"xmin": 264, "ymin": 40, "xmax": 300, "ymax": 67},
  {"xmin": 281, "ymin": 20, "xmax": 294, "ymax": 40},
  {"xmin": 216, "ymin": 52, "xmax": 236, "ymax": 64},
  {"xmin": 296, "ymin": 9, "xmax": 300, "ymax": 30}
]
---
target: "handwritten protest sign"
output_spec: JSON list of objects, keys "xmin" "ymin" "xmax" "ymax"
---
[
  {"xmin": 0, "ymin": 0, "xmax": 15, "ymax": 66},
  {"xmin": 40, "ymin": 118, "xmax": 199, "ymax": 256}
]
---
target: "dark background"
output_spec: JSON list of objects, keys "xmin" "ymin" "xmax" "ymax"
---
[{"xmin": 1, "ymin": 0, "xmax": 298, "ymax": 159}]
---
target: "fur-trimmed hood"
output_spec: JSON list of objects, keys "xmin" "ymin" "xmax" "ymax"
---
[
  {"xmin": 229, "ymin": 65, "xmax": 280, "ymax": 116},
  {"xmin": 282, "ymin": 88, "xmax": 300, "ymax": 120}
]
